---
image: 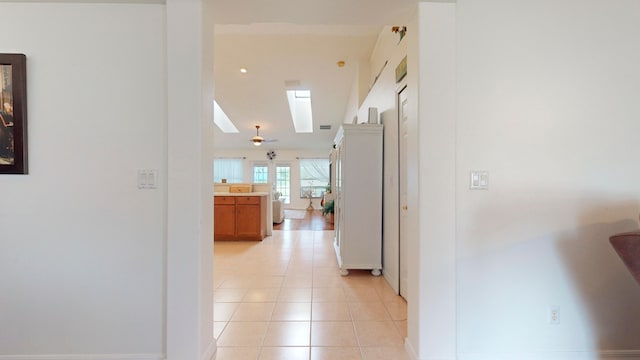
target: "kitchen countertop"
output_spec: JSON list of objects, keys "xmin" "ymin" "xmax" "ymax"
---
[{"xmin": 214, "ymin": 192, "xmax": 271, "ymax": 197}]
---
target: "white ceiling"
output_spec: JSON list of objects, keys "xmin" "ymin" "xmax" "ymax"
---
[{"xmin": 212, "ymin": 0, "xmax": 417, "ymax": 150}]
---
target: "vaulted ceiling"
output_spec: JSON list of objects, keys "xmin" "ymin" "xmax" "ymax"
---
[{"xmin": 212, "ymin": 0, "xmax": 417, "ymax": 150}]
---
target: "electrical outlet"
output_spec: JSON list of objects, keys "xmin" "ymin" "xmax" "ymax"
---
[{"xmin": 549, "ymin": 306, "xmax": 560, "ymax": 325}]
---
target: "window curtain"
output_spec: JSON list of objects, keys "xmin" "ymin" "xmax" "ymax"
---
[
  {"xmin": 300, "ymin": 158, "xmax": 329, "ymax": 183},
  {"xmin": 299, "ymin": 158, "xmax": 329, "ymax": 197},
  {"xmin": 213, "ymin": 158, "xmax": 243, "ymax": 183}
]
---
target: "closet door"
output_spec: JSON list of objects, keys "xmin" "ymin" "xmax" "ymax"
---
[{"xmin": 399, "ymin": 86, "xmax": 409, "ymax": 298}]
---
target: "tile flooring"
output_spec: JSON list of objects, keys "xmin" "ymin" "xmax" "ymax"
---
[{"xmin": 214, "ymin": 230, "xmax": 410, "ymax": 360}]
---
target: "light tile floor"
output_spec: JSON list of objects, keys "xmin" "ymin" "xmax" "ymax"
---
[{"xmin": 214, "ymin": 230, "xmax": 410, "ymax": 360}]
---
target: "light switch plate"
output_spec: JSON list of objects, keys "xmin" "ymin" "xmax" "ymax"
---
[
  {"xmin": 470, "ymin": 171, "xmax": 489, "ymax": 190},
  {"xmin": 138, "ymin": 169, "xmax": 158, "ymax": 189}
]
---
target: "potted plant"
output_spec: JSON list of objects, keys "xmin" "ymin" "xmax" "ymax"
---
[{"xmin": 322, "ymin": 200, "xmax": 334, "ymax": 224}]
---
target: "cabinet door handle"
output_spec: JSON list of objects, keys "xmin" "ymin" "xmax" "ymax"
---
[{"xmin": 402, "ymin": 205, "xmax": 408, "ymax": 210}]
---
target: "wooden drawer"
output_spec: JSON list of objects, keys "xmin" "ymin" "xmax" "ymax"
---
[
  {"xmin": 229, "ymin": 184, "xmax": 252, "ymax": 193},
  {"xmin": 214, "ymin": 196, "xmax": 235, "ymax": 205},
  {"xmin": 236, "ymin": 196, "xmax": 260, "ymax": 205}
]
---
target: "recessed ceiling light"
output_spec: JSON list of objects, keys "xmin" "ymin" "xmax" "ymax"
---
[{"xmin": 240, "ymin": 68, "xmax": 248, "ymax": 73}]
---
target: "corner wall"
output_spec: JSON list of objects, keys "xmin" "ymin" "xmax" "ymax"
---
[
  {"xmin": 166, "ymin": 0, "xmax": 216, "ymax": 359},
  {"xmin": 0, "ymin": 3, "xmax": 165, "ymax": 357},
  {"xmin": 408, "ymin": 3, "xmax": 457, "ymax": 359}
]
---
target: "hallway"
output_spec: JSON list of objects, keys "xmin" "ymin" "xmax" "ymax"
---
[{"xmin": 213, "ymin": 230, "xmax": 409, "ymax": 360}]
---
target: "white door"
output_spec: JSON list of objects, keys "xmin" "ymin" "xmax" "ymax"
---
[
  {"xmin": 399, "ymin": 86, "xmax": 409, "ymax": 299},
  {"xmin": 381, "ymin": 108, "xmax": 400, "ymax": 293}
]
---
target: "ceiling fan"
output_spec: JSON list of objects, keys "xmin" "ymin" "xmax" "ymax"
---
[{"xmin": 250, "ymin": 125, "xmax": 278, "ymax": 146}]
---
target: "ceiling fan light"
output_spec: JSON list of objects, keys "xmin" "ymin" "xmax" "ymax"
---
[{"xmin": 253, "ymin": 141, "xmax": 262, "ymax": 146}]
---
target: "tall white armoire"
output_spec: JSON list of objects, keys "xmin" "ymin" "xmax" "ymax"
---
[{"xmin": 333, "ymin": 124, "xmax": 383, "ymax": 276}]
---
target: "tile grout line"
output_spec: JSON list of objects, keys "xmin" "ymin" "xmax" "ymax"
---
[{"xmin": 213, "ymin": 230, "xmax": 408, "ymax": 359}]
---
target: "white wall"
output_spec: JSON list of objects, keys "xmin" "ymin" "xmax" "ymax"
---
[
  {"xmin": 200, "ymin": 1, "xmax": 216, "ymax": 357},
  {"xmin": 166, "ymin": 0, "xmax": 216, "ymax": 359},
  {"xmin": 456, "ymin": 0, "xmax": 640, "ymax": 358},
  {"xmin": 368, "ymin": 25, "xmax": 403, "ymax": 92},
  {"xmin": 214, "ymin": 148, "xmax": 329, "ymax": 210},
  {"xmin": 0, "ymin": 2, "xmax": 165, "ymax": 358},
  {"xmin": 343, "ymin": 60, "xmax": 373, "ymax": 125},
  {"xmin": 357, "ymin": 34, "xmax": 408, "ymax": 125},
  {"xmin": 343, "ymin": 71, "xmax": 360, "ymax": 124},
  {"xmin": 408, "ymin": 3, "xmax": 458, "ymax": 359}
]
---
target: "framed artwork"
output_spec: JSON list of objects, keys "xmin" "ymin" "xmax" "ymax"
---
[{"xmin": 0, "ymin": 54, "xmax": 27, "ymax": 174}]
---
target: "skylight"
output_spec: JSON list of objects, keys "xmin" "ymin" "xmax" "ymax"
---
[
  {"xmin": 213, "ymin": 101, "xmax": 239, "ymax": 133},
  {"xmin": 286, "ymin": 90, "xmax": 313, "ymax": 133}
]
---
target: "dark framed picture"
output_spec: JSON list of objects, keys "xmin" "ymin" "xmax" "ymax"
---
[{"xmin": 0, "ymin": 54, "xmax": 27, "ymax": 174}]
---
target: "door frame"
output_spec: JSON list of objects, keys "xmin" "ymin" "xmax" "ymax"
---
[
  {"xmin": 381, "ymin": 82, "xmax": 407, "ymax": 295},
  {"xmin": 397, "ymin": 85, "xmax": 409, "ymax": 299}
]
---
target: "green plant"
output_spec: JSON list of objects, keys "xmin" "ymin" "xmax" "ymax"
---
[{"xmin": 322, "ymin": 200, "xmax": 334, "ymax": 215}]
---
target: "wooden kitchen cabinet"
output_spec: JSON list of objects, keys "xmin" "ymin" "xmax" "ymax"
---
[
  {"xmin": 214, "ymin": 195, "xmax": 265, "ymax": 241},
  {"xmin": 214, "ymin": 196, "xmax": 236, "ymax": 239},
  {"xmin": 235, "ymin": 196, "xmax": 262, "ymax": 239}
]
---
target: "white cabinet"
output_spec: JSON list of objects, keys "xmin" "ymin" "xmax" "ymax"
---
[{"xmin": 333, "ymin": 124, "xmax": 383, "ymax": 276}]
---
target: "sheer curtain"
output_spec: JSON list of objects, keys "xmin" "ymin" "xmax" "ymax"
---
[
  {"xmin": 213, "ymin": 158, "xmax": 244, "ymax": 183},
  {"xmin": 299, "ymin": 158, "xmax": 329, "ymax": 197}
]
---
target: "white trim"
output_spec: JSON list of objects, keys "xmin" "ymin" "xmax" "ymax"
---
[
  {"xmin": 458, "ymin": 350, "xmax": 640, "ymax": 360},
  {"xmin": 200, "ymin": 340, "xmax": 216, "ymax": 360},
  {"xmin": 0, "ymin": 355, "xmax": 164, "ymax": 360},
  {"xmin": 410, "ymin": 3, "xmax": 457, "ymax": 360},
  {"xmin": 405, "ymin": 338, "xmax": 419, "ymax": 360}
]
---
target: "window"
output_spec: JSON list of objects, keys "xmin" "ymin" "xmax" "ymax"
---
[
  {"xmin": 213, "ymin": 158, "xmax": 243, "ymax": 183},
  {"xmin": 286, "ymin": 90, "xmax": 313, "ymax": 133},
  {"xmin": 213, "ymin": 101, "xmax": 239, "ymax": 133},
  {"xmin": 253, "ymin": 163, "xmax": 269, "ymax": 184},
  {"xmin": 299, "ymin": 158, "xmax": 329, "ymax": 198},
  {"xmin": 275, "ymin": 165, "xmax": 291, "ymax": 204}
]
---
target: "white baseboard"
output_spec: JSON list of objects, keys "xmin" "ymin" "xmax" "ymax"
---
[
  {"xmin": 404, "ymin": 337, "xmax": 456, "ymax": 360},
  {"xmin": 0, "ymin": 354, "xmax": 164, "ymax": 360},
  {"xmin": 405, "ymin": 338, "xmax": 419, "ymax": 360},
  {"xmin": 458, "ymin": 350, "xmax": 640, "ymax": 360},
  {"xmin": 402, "ymin": 343, "xmax": 640, "ymax": 360}
]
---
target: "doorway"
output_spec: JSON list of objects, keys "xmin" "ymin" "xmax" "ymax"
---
[{"xmin": 382, "ymin": 85, "xmax": 409, "ymax": 298}]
